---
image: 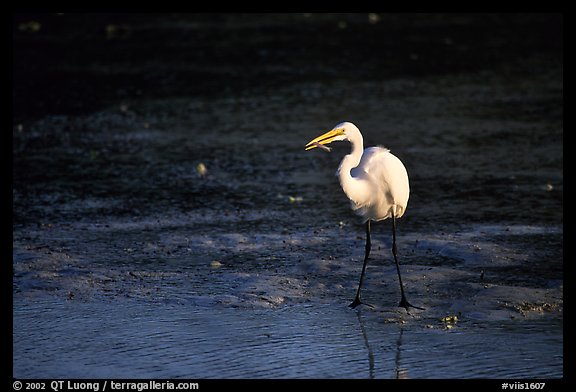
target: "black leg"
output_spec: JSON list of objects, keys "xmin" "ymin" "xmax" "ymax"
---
[
  {"xmin": 349, "ymin": 220, "xmax": 371, "ymax": 308},
  {"xmin": 392, "ymin": 211, "xmax": 424, "ymax": 311}
]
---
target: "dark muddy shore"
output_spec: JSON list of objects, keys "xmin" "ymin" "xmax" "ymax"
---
[{"xmin": 13, "ymin": 13, "xmax": 562, "ymax": 379}]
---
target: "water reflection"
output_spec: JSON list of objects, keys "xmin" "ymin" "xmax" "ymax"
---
[
  {"xmin": 355, "ymin": 310, "xmax": 374, "ymax": 379},
  {"xmin": 395, "ymin": 327, "xmax": 408, "ymax": 379},
  {"xmin": 355, "ymin": 309, "xmax": 409, "ymax": 379}
]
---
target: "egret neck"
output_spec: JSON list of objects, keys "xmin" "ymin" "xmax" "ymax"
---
[{"xmin": 337, "ymin": 127, "xmax": 372, "ymax": 212}]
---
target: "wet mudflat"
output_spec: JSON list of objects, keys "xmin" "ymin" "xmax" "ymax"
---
[{"xmin": 13, "ymin": 14, "xmax": 562, "ymax": 379}]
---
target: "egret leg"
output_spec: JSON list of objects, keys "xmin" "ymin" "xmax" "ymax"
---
[
  {"xmin": 349, "ymin": 220, "xmax": 371, "ymax": 308},
  {"xmin": 392, "ymin": 211, "xmax": 424, "ymax": 311}
]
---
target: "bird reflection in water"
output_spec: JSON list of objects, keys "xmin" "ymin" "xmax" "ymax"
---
[
  {"xmin": 355, "ymin": 310, "xmax": 409, "ymax": 379},
  {"xmin": 395, "ymin": 327, "xmax": 409, "ymax": 379}
]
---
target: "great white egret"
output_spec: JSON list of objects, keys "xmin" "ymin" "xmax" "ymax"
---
[{"xmin": 305, "ymin": 121, "xmax": 423, "ymax": 311}]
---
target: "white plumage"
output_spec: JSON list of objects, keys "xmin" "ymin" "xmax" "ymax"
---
[
  {"xmin": 305, "ymin": 121, "xmax": 422, "ymax": 311},
  {"xmin": 347, "ymin": 145, "xmax": 409, "ymax": 222}
]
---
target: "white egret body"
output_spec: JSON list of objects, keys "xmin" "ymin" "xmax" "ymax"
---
[{"xmin": 305, "ymin": 122, "xmax": 422, "ymax": 310}]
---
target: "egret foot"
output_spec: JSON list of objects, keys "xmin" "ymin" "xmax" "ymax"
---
[
  {"xmin": 349, "ymin": 297, "xmax": 363, "ymax": 309},
  {"xmin": 399, "ymin": 297, "xmax": 425, "ymax": 311},
  {"xmin": 349, "ymin": 297, "xmax": 374, "ymax": 309}
]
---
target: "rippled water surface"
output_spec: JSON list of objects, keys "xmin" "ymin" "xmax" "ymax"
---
[
  {"xmin": 13, "ymin": 14, "xmax": 562, "ymax": 379},
  {"xmin": 14, "ymin": 298, "xmax": 562, "ymax": 379}
]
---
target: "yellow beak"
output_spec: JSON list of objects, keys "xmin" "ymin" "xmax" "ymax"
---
[{"xmin": 304, "ymin": 128, "xmax": 345, "ymax": 151}]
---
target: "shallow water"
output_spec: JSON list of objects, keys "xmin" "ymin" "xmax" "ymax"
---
[
  {"xmin": 13, "ymin": 298, "xmax": 562, "ymax": 379},
  {"xmin": 13, "ymin": 14, "xmax": 562, "ymax": 379}
]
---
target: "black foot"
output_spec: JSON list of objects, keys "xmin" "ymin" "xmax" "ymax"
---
[
  {"xmin": 349, "ymin": 297, "xmax": 375, "ymax": 309},
  {"xmin": 399, "ymin": 297, "xmax": 425, "ymax": 311},
  {"xmin": 349, "ymin": 297, "xmax": 363, "ymax": 309}
]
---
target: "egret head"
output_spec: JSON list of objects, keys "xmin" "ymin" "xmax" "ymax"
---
[{"xmin": 305, "ymin": 122, "xmax": 359, "ymax": 151}]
